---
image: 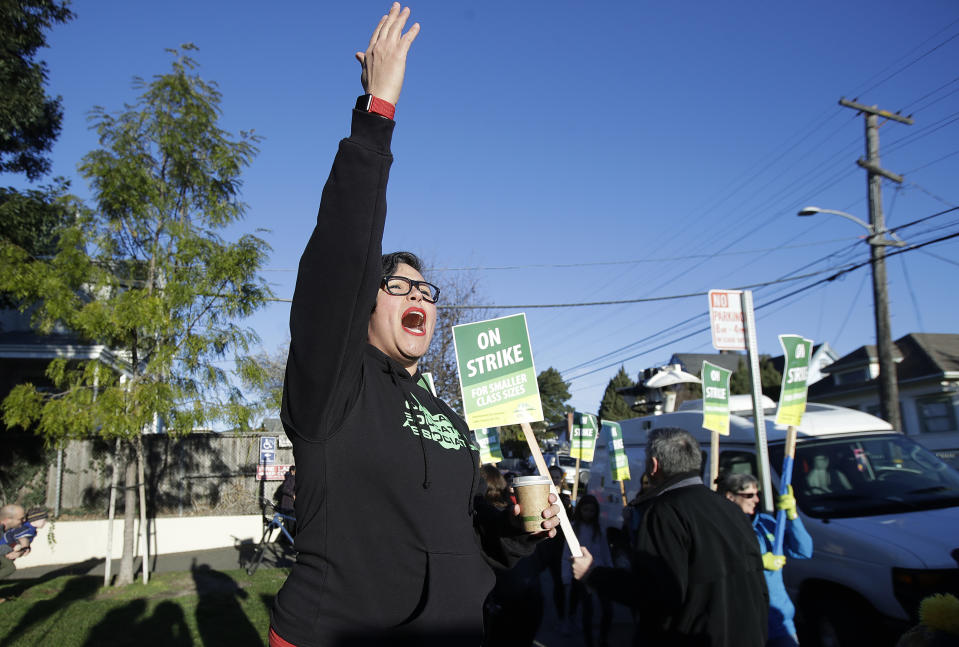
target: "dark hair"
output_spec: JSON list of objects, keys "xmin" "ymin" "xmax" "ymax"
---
[
  {"xmin": 646, "ymin": 427, "xmax": 702, "ymax": 478},
  {"xmin": 479, "ymin": 464, "xmax": 510, "ymax": 510},
  {"xmin": 373, "ymin": 252, "xmax": 425, "ymax": 314},
  {"xmin": 715, "ymin": 472, "xmax": 758, "ymax": 497},
  {"xmin": 572, "ymin": 494, "xmax": 602, "ymax": 543},
  {"xmin": 381, "ymin": 251, "xmax": 423, "ymax": 278}
]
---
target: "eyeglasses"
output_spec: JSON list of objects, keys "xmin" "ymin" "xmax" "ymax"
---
[
  {"xmin": 735, "ymin": 491, "xmax": 760, "ymax": 499},
  {"xmin": 382, "ymin": 276, "xmax": 440, "ymax": 303}
]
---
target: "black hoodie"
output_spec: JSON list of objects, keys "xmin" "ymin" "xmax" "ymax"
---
[{"xmin": 271, "ymin": 110, "xmax": 532, "ymax": 647}]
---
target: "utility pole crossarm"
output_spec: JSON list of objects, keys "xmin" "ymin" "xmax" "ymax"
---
[
  {"xmin": 839, "ymin": 98, "xmax": 914, "ymax": 125},
  {"xmin": 856, "ymin": 159, "xmax": 904, "ymax": 184}
]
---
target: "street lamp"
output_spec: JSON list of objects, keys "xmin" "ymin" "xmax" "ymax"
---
[
  {"xmin": 797, "ymin": 205, "xmax": 906, "ymax": 432},
  {"xmin": 797, "ymin": 206, "xmax": 905, "ymax": 246}
]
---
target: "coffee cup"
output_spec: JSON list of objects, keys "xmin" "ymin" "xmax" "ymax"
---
[{"xmin": 512, "ymin": 475, "xmax": 551, "ymax": 533}]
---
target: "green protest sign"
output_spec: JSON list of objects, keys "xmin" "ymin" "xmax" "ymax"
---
[
  {"xmin": 473, "ymin": 427, "xmax": 504, "ymax": 464},
  {"xmin": 452, "ymin": 313, "xmax": 543, "ymax": 430},
  {"xmin": 570, "ymin": 412, "xmax": 599, "ymax": 462},
  {"xmin": 602, "ymin": 420, "xmax": 630, "ymax": 481},
  {"xmin": 776, "ymin": 335, "xmax": 814, "ymax": 426},
  {"xmin": 702, "ymin": 361, "xmax": 732, "ymax": 435}
]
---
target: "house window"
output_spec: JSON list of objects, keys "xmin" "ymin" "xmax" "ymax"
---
[{"xmin": 916, "ymin": 395, "xmax": 958, "ymax": 434}]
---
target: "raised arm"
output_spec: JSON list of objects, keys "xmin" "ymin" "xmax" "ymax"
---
[{"xmin": 281, "ymin": 5, "xmax": 420, "ymax": 441}]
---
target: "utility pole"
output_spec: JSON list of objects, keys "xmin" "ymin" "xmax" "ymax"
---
[{"xmin": 838, "ymin": 98, "xmax": 913, "ymax": 433}]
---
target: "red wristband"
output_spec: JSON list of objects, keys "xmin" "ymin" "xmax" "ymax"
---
[{"xmin": 355, "ymin": 94, "xmax": 395, "ymax": 120}]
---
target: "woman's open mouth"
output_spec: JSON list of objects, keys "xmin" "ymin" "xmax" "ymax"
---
[{"xmin": 402, "ymin": 307, "xmax": 427, "ymax": 336}]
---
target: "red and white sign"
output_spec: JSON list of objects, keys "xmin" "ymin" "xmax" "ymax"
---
[
  {"xmin": 708, "ymin": 289, "xmax": 746, "ymax": 351},
  {"xmin": 256, "ymin": 464, "xmax": 293, "ymax": 481}
]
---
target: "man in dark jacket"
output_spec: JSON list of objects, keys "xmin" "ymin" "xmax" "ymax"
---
[
  {"xmin": 269, "ymin": 6, "xmax": 560, "ymax": 647},
  {"xmin": 573, "ymin": 427, "xmax": 769, "ymax": 647}
]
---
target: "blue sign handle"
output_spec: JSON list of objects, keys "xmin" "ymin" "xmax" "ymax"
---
[{"xmin": 772, "ymin": 426, "xmax": 798, "ymax": 556}]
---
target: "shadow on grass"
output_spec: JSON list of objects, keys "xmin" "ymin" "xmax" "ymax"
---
[
  {"xmin": 192, "ymin": 559, "xmax": 264, "ymax": 647},
  {"xmin": 1, "ymin": 575, "xmax": 100, "ymax": 644},
  {"xmin": 0, "ymin": 558, "xmax": 103, "ymax": 600},
  {"xmin": 78, "ymin": 598, "xmax": 192, "ymax": 647}
]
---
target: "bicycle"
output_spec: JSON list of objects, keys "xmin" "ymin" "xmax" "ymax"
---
[{"xmin": 246, "ymin": 499, "xmax": 296, "ymax": 575}]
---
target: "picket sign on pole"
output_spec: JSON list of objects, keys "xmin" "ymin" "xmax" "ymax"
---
[
  {"xmin": 772, "ymin": 334, "xmax": 813, "ymax": 555},
  {"xmin": 520, "ymin": 421, "xmax": 582, "ymax": 558},
  {"xmin": 773, "ymin": 426, "xmax": 798, "ymax": 556}
]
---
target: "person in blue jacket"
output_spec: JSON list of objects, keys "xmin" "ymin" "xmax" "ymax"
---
[{"xmin": 718, "ymin": 472, "xmax": 813, "ymax": 647}]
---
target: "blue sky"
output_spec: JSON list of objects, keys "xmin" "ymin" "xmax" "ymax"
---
[{"xmin": 10, "ymin": 0, "xmax": 959, "ymax": 415}]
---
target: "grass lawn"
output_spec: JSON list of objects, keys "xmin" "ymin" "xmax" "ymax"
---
[{"xmin": 0, "ymin": 566, "xmax": 288, "ymax": 647}]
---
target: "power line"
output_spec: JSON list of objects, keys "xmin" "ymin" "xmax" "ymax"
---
[
  {"xmin": 855, "ymin": 21, "xmax": 959, "ymax": 100},
  {"xmin": 900, "ymin": 75, "xmax": 959, "ymax": 113},
  {"xmin": 564, "ymin": 229, "xmax": 959, "ymax": 383},
  {"xmin": 902, "ymin": 149, "xmax": 959, "ymax": 176}
]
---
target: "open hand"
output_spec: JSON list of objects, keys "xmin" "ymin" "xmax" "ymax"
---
[{"xmin": 355, "ymin": 3, "xmax": 420, "ymax": 105}]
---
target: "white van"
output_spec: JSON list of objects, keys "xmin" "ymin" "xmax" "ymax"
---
[{"xmin": 587, "ymin": 399, "xmax": 959, "ymax": 646}]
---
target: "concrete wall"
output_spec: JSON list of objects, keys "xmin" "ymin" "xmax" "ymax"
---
[{"xmin": 21, "ymin": 514, "xmax": 266, "ymax": 568}]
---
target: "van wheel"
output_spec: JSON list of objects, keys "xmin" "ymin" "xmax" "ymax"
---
[{"xmin": 802, "ymin": 594, "xmax": 885, "ymax": 647}]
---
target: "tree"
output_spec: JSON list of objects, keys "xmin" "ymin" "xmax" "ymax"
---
[
  {"xmin": 0, "ymin": 46, "xmax": 272, "ymax": 586},
  {"xmin": 729, "ymin": 356, "xmax": 782, "ymax": 399},
  {"xmin": 417, "ymin": 269, "xmax": 490, "ymax": 416},
  {"xmin": 0, "ymin": 0, "xmax": 73, "ymax": 180},
  {"xmin": 244, "ymin": 338, "xmax": 288, "ymax": 420},
  {"xmin": 537, "ymin": 367, "xmax": 573, "ymax": 428},
  {"xmin": 597, "ymin": 365, "xmax": 634, "ymax": 421},
  {"xmin": 0, "ymin": 1, "xmax": 74, "ymax": 306}
]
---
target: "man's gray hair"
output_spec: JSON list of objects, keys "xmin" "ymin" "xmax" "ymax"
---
[{"xmin": 646, "ymin": 427, "xmax": 702, "ymax": 478}]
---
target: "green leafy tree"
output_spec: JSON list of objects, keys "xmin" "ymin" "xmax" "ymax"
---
[
  {"xmin": 729, "ymin": 355, "xmax": 782, "ymax": 398},
  {"xmin": 597, "ymin": 365, "xmax": 634, "ymax": 421},
  {"xmin": 0, "ymin": 1, "xmax": 74, "ymax": 306},
  {"xmin": 537, "ymin": 366, "xmax": 573, "ymax": 429},
  {"xmin": 0, "ymin": 46, "xmax": 272, "ymax": 586},
  {"xmin": 0, "ymin": 0, "xmax": 73, "ymax": 179}
]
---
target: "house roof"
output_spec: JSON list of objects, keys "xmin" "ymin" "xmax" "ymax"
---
[
  {"xmin": 820, "ymin": 345, "xmax": 889, "ymax": 374},
  {"xmin": 896, "ymin": 333, "xmax": 959, "ymax": 376},
  {"xmin": 668, "ymin": 352, "xmax": 743, "ymax": 375},
  {"xmin": 808, "ymin": 333, "xmax": 959, "ymax": 399}
]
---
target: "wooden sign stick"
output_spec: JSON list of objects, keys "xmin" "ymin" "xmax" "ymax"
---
[
  {"xmin": 520, "ymin": 421, "xmax": 582, "ymax": 558},
  {"xmin": 710, "ymin": 430, "xmax": 720, "ymax": 491}
]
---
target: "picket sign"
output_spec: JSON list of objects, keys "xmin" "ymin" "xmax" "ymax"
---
[
  {"xmin": 772, "ymin": 335, "xmax": 812, "ymax": 556},
  {"xmin": 520, "ymin": 421, "xmax": 582, "ymax": 558}
]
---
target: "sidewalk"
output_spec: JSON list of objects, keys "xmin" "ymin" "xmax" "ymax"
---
[{"xmin": 8, "ymin": 541, "xmax": 290, "ymax": 581}]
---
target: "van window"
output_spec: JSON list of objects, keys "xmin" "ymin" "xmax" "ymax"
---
[
  {"xmin": 718, "ymin": 451, "xmax": 758, "ymax": 479},
  {"xmin": 769, "ymin": 434, "xmax": 959, "ymax": 519}
]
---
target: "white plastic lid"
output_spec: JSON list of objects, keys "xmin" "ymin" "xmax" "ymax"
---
[{"xmin": 512, "ymin": 475, "xmax": 550, "ymax": 487}]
